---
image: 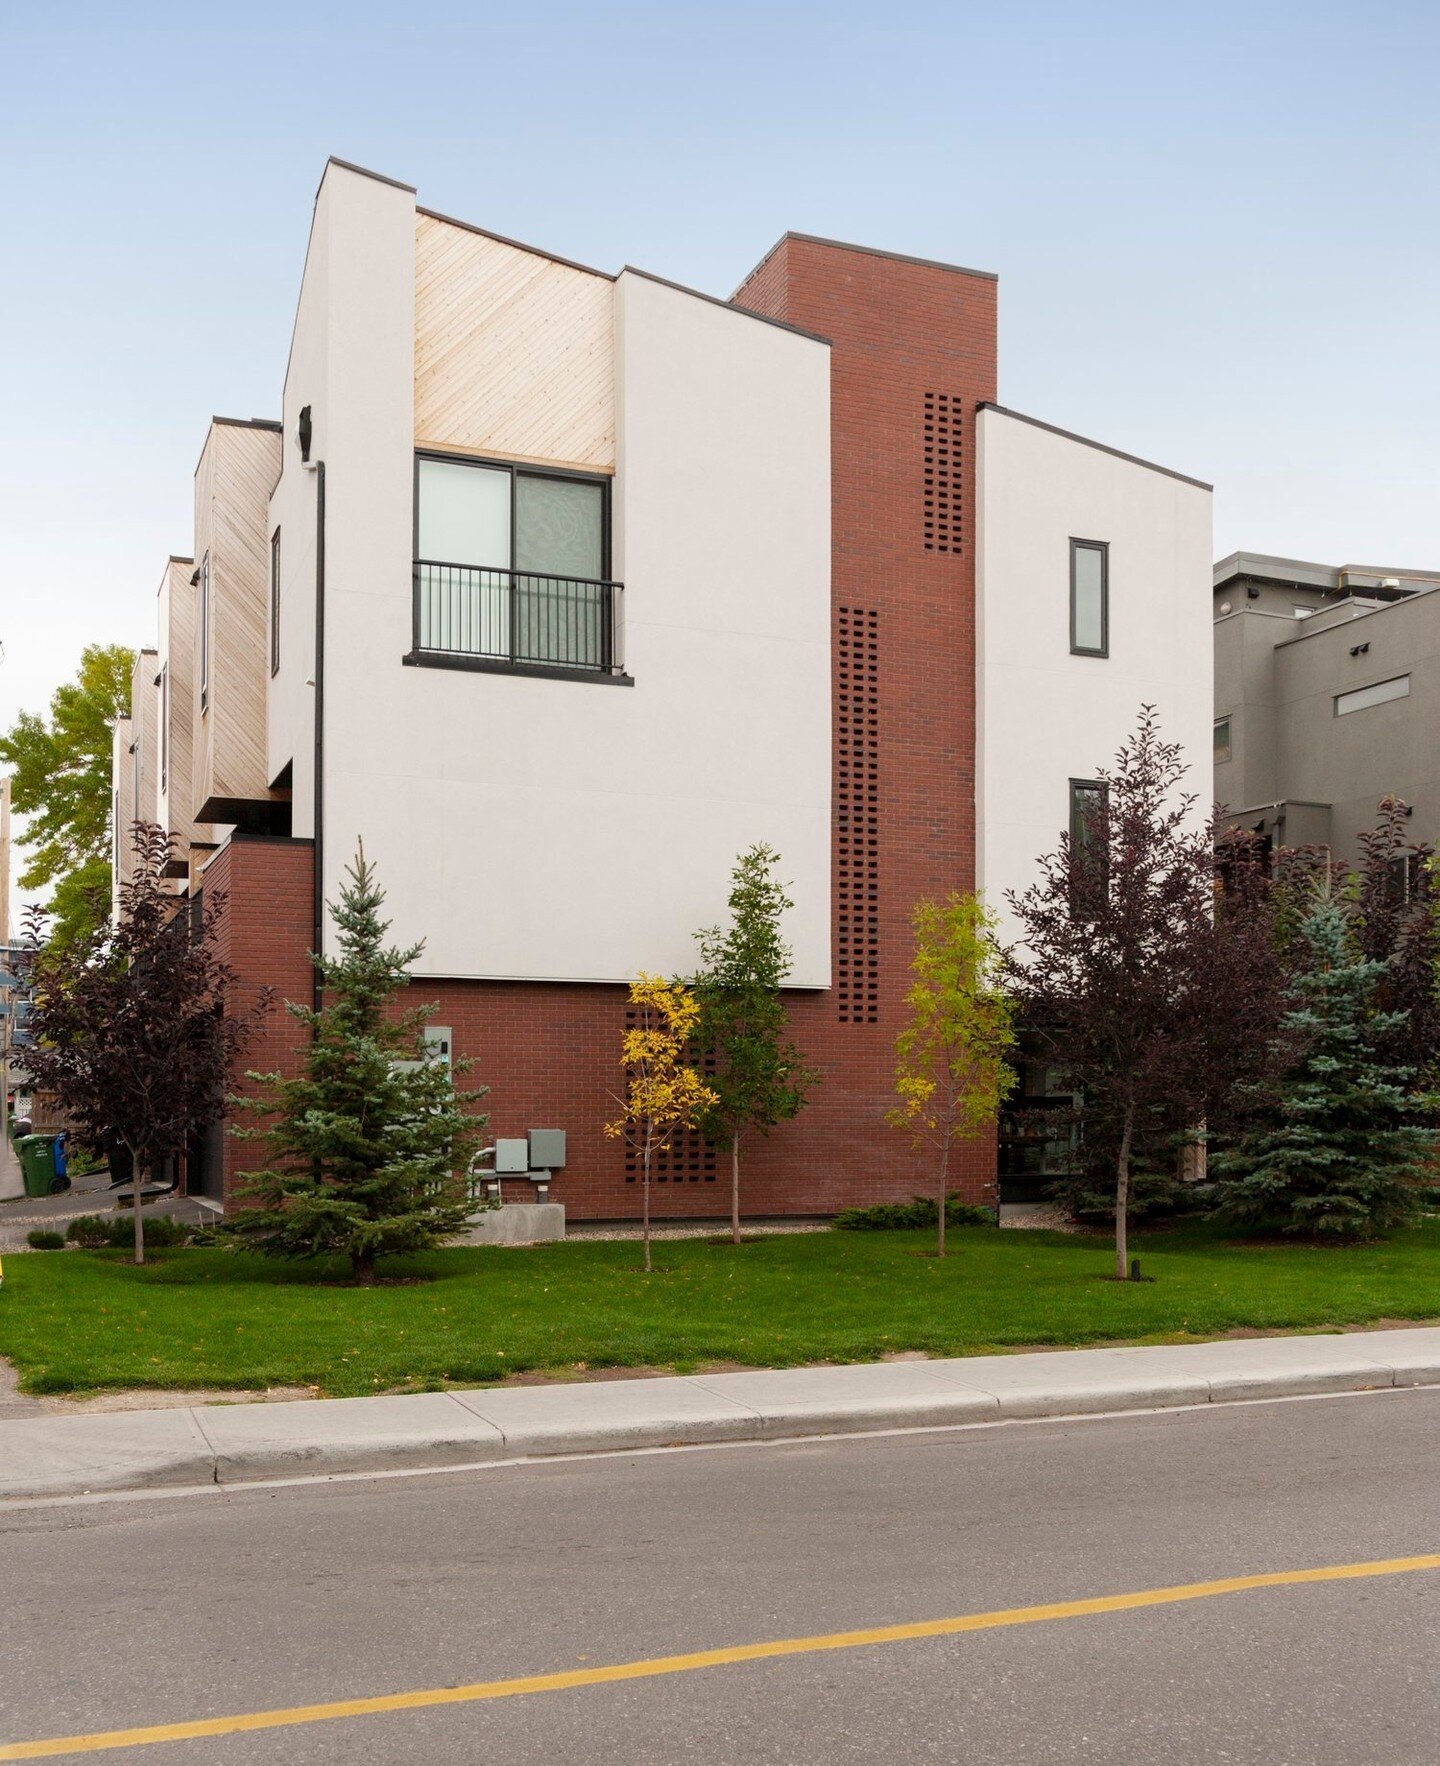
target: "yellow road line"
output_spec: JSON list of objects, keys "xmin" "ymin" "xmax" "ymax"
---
[{"xmin": 3, "ymin": 1553, "xmax": 1437, "ymax": 1759}]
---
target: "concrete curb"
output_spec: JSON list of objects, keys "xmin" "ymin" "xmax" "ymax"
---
[{"xmin": 2, "ymin": 1328, "xmax": 1438, "ymax": 1501}]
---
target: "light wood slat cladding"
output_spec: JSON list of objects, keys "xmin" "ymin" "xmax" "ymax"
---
[
  {"xmin": 110, "ymin": 719, "xmax": 135, "ymax": 900},
  {"xmin": 128, "ymin": 648, "xmax": 159, "ymax": 836},
  {"xmin": 157, "ymin": 557, "xmax": 214, "ymax": 856},
  {"xmin": 414, "ymin": 214, "xmax": 615, "ymax": 471},
  {"xmin": 193, "ymin": 422, "xmax": 282, "ymax": 816}
]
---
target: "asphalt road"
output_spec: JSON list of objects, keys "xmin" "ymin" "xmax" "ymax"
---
[{"xmin": 2, "ymin": 1389, "xmax": 1438, "ymax": 1763}]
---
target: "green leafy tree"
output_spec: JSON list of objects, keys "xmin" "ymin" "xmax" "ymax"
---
[
  {"xmin": 230, "ymin": 844, "xmax": 485, "ymax": 1283},
  {"xmin": 693, "ymin": 844, "xmax": 816, "ymax": 1245},
  {"xmin": 0, "ymin": 644, "xmax": 134, "ymax": 952},
  {"xmin": 1212, "ymin": 892, "xmax": 1432, "ymax": 1237},
  {"xmin": 887, "ymin": 894, "xmax": 1016, "ymax": 1257}
]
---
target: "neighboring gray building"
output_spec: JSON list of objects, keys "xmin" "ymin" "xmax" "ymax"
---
[{"xmin": 1214, "ymin": 552, "xmax": 1440, "ymax": 868}]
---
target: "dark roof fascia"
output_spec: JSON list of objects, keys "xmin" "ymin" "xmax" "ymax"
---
[
  {"xmin": 731, "ymin": 230, "xmax": 998, "ymax": 299},
  {"xmin": 977, "ymin": 402, "xmax": 1212, "ymax": 492},
  {"xmin": 322, "ymin": 156, "xmax": 416, "ymax": 196},
  {"xmin": 620, "ymin": 265, "xmax": 830, "ymax": 346},
  {"xmin": 417, "ymin": 205, "xmax": 615, "ymax": 282},
  {"xmin": 193, "ymin": 417, "xmax": 283, "ymax": 482}
]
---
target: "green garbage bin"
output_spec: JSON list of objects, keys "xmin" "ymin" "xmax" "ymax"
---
[{"xmin": 18, "ymin": 1134, "xmax": 62, "ymax": 1198}]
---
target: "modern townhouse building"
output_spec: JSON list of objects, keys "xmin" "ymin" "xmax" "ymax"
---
[
  {"xmin": 1214, "ymin": 552, "xmax": 1440, "ymax": 868},
  {"xmin": 114, "ymin": 157, "xmax": 1213, "ymax": 1218}
]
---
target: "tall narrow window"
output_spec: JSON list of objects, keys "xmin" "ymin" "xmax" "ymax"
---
[
  {"xmin": 270, "ymin": 528, "xmax": 281, "ymax": 676},
  {"xmin": 1068, "ymin": 778, "xmax": 1109, "ymax": 913},
  {"xmin": 1070, "ymin": 540, "xmax": 1109, "ymax": 657},
  {"xmin": 160, "ymin": 663, "xmax": 169, "ymax": 792},
  {"xmin": 199, "ymin": 552, "xmax": 211, "ymax": 712}
]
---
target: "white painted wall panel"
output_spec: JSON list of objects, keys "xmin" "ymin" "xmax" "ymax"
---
[
  {"xmin": 316, "ymin": 187, "xmax": 832, "ymax": 981},
  {"xmin": 976, "ymin": 408, "xmax": 1213, "ymax": 946}
]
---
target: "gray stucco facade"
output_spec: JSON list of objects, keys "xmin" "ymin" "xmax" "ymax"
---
[{"xmin": 1213, "ymin": 553, "xmax": 1440, "ymax": 868}]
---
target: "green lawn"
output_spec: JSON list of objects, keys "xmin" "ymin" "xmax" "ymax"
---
[{"xmin": 1, "ymin": 1222, "xmax": 1438, "ymax": 1399}]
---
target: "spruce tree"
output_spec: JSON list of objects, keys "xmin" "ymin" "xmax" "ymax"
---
[
  {"xmin": 231, "ymin": 844, "xmax": 485, "ymax": 1281},
  {"xmin": 1213, "ymin": 895, "xmax": 1430, "ymax": 1237}
]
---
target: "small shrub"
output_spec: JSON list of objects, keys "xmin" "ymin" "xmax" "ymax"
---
[
  {"xmin": 119, "ymin": 1215, "xmax": 190, "ymax": 1248},
  {"xmin": 26, "ymin": 1230, "xmax": 66, "ymax": 1251},
  {"xmin": 65, "ymin": 1215, "xmax": 113, "ymax": 1249},
  {"xmin": 834, "ymin": 1195, "xmax": 996, "ymax": 1232}
]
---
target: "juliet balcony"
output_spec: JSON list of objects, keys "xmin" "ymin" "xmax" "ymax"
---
[{"xmin": 405, "ymin": 561, "xmax": 630, "ymax": 685}]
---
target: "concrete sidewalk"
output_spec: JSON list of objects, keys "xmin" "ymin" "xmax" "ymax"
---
[{"xmin": 3, "ymin": 1327, "xmax": 1438, "ymax": 1501}]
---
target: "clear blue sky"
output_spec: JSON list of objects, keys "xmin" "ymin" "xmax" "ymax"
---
[{"xmin": 2, "ymin": 0, "xmax": 1437, "ymax": 902}]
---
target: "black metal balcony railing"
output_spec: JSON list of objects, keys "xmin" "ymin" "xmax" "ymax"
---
[{"xmin": 413, "ymin": 561, "xmax": 623, "ymax": 675}]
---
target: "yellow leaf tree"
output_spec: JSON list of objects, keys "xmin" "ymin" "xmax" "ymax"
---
[
  {"xmin": 887, "ymin": 894, "xmax": 1017, "ymax": 1257},
  {"xmin": 607, "ymin": 975, "xmax": 718, "ymax": 1272}
]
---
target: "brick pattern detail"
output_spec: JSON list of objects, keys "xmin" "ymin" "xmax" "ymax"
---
[
  {"xmin": 621, "ymin": 1007, "xmax": 718, "ymax": 1184},
  {"xmin": 923, "ymin": 391, "xmax": 964, "ymax": 553},
  {"xmin": 836, "ymin": 605, "xmax": 880, "ymax": 1023}
]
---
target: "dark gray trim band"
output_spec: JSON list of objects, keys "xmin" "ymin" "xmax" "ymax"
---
[
  {"xmin": 403, "ymin": 652, "xmax": 635, "ymax": 688},
  {"xmin": 978, "ymin": 403, "xmax": 1212, "ymax": 491},
  {"xmin": 620, "ymin": 265, "xmax": 829, "ymax": 345},
  {"xmin": 417, "ymin": 206, "xmax": 615, "ymax": 282},
  {"xmin": 733, "ymin": 230, "xmax": 998, "ymax": 299},
  {"xmin": 324, "ymin": 156, "xmax": 416, "ymax": 195},
  {"xmin": 211, "ymin": 416, "xmax": 283, "ymax": 433}
]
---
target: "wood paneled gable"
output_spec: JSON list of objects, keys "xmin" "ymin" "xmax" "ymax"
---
[
  {"xmin": 414, "ymin": 212, "xmax": 615, "ymax": 472},
  {"xmin": 192, "ymin": 419, "xmax": 283, "ymax": 825}
]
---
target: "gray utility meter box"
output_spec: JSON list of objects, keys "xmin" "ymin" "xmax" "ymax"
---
[
  {"xmin": 527, "ymin": 1130, "xmax": 566, "ymax": 1170},
  {"xmin": 494, "ymin": 1138, "xmax": 530, "ymax": 1174}
]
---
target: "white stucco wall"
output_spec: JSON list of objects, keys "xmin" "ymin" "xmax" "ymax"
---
[
  {"xmin": 307, "ymin": 170, "xmax": 832, "ymax": 983},
  {"xmin": 265, "ymin": 165, "xmax": 337, "ymax": 835},
  {"xmin": 976, "ymin": 407, "xmax": 1213, "ymax": 944}
]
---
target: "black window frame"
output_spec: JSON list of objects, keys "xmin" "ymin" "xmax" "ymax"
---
[
  {"xmin": 1068, "ymin": 776, "xmax": 1110, "ymax": 912},
  {"xmin": 159, "ymin": 663, "xmax": 169, "ymax": 792},
  {"xmin": 269, "ymin": 527, "xmax": 281, "ymax": 677},
  {"xmin": 412, "ymin": 450, "xmax": 612, "ymax": 585},
  {"xmin": 198, "ymin": 550, "xmax": 211, "ymax": 713},
  {"xmin": 1069, "ymin": 538, "xmax": 1109, "ymax": 659}
]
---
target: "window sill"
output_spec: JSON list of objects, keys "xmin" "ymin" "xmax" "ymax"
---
[{"xmin": 402, "ymin": 651, "xmax": 634, "ymax": 688}]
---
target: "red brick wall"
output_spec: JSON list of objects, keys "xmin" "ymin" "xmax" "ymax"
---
[
  {"xmin": 203, "ymin": 835, "xmax": 315, "ymax": 1200},
  {"xmin": 209, "ymin": 237, "xmax": 1001, "ymax": 1220},
  {"xmin": 727, "ymin": 234, "xmax": 1002, "ymax": 1216}
]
